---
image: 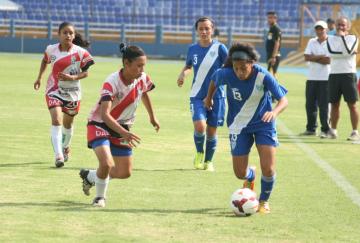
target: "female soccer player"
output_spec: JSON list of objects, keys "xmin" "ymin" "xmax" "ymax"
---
[
  {"xmin": 177, "ymin": 16, "xmax": 228, "ymax": 171},
  {"xmin": 204, "ymin": 43, "xmax": 288, "ymax": 214},
  {"xmin": 34, "ymin": 22, "xmax": 94, "ymax": 168},
  {"xmin": 79, "ymin": 43, "xmax": 160, "ymax": 207}
]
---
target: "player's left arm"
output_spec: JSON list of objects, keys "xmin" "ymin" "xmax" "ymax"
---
[
  {"xmin": 58, "ymin": 51, "xmax": 95, "ymax": 81},
  {"xmin": 262, "ymin": 96, "xmax": 288, "ymax": 122},
  {"xmin": 141, "ymin": 92, "xmax": 160, "ymax": 132},
  {"xmin": 262, "ymin": 74, "xmax": 288, "ymax": 122}
]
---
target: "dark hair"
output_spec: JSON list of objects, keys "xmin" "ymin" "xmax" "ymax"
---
[
  {"xmin": 224, "ymin": 43, "xmax": 260, "ymax": 68},
  {"xmin": 267, "ymin": 11, "xmax": 277, "ymax": 16},
  {"xmin": 327, "ymin": 18, "xmax": 335, "ymax": 24},
  {"xmin": 119, "ymin": 43, "xmax": 145, "ymax": 64},
  {"xmin": 195, "ymin": 16, "xmax": 214, "ymax": 29},
  {"xmin": 58, "ymin": 22, "xmax": 90, "ymax": 48}
]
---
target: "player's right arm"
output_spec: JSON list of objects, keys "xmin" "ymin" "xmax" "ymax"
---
[
  {"xmin": 100, "ymin": 99, "xmax": 141, "ymax": 148},
  {"xmin": 177, "ymin": 65, "xmax": 192, "ymax": 87},
  {"xmin": 34, "ymin": 59, "xmax": 48, "ymax": 90},
  {"xmin": 203, "ymin": 80, "xmax": 216, "ymax": 110}
]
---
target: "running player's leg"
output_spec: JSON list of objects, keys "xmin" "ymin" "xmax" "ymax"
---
[
  {"xmin": 62, "ymin": 113, "xmax": 75, "ymax": 162},
  {"xmin": 230, "ymin": 133, "xmax": 256, "ymax": 189},
  {"xmin": 49, "ymin": 106, "xmax": 64, "ymax": 167},
  {"xmin": 256, "ymin": 145, "xmax": 276, "ymax": 214},
  {"xmin": 62, "ymin": 101, "xmax": 81, "ymax": 161},
  {"xmin": 204, "ymin": 98, "xmax": 225, "ymax": 171},
  {"xmin": 109, "ymin": 144, "xmax": 133, "ymax": 179},
  {"xmin": 255, "ymin": 129, "xmax": 278, "ymax": 214},
  {"xmin": 191, "ymin": 99, "xmax": 207, "ymax": 169},
  {"xmin": 92, "ymin": 141, "xmax": 114, "ymax": 207}
]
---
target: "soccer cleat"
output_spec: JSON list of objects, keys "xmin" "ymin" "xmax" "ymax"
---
[
  {"xmin": 327, "ymin": 129, "xmax": 338, "ymax": 139},
  {"xmin": 63, "ymin": 147, "xmax": 70, "ymax": 162},
  {"xmin": 319, "ymin": 131, "xmax": 329, "ymax": 139},
  {"xmin": 347, "ymin": 131, "xmax": 360, "ymax": 141},
  {"xmin": 193, "ymin": 152, "xmax": 204, "ymax": 169},
  {"xmin": 79, "ymin": 169, "xmax": 94, "ymax": 196},
  {"xmin": 55, "ymin": 156, "xmax": 64, "ymax": 168},
  {"xmin": 299, "ymin": 130, "xmax": 316, "ymax": 136},
  {"xmin": 243, "ymin": 166, "xmax": 256, "ymax": 191},
  {"xmin": 257, "ymin": 201, "xmax": 270, "ymax": 214},
  {"xmin": 204, "ymin": 161, "xmax": 215, "ymax": 172},
  {"xmin": 92, "ymin": 197, "xmax": 106, "ymax": 208}
]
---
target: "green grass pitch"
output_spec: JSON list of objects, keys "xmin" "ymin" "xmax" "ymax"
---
[{"xmin": 0, "ymin": 53, "xmax": 359, "ymax": 242}]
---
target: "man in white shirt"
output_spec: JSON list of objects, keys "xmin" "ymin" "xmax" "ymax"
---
[
  {"xmin": 326, "ymin": 16, "xmax": 359, "ymax": 141},
  {"xmin": 301, "ymin": 20, "xmax": 330, "ymax": 138}
]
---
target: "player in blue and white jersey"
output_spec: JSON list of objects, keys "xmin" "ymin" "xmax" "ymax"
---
[
  {"xmin": 177, "ymin": 16, "xmax": 228, "ymax": 171},
  {"xmin": 204, "ymin": 43, "xmax": 288, "ymax": 214}
]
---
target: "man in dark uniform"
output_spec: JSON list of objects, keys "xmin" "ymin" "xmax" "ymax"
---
[{"xmin": 266, "ymin": 11, "xmax": 282, "ymax": 78}]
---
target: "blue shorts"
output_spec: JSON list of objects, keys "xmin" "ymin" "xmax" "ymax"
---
[
  {"xmin": 229, "ymin": 129, "xmax": 279, "ymax": 156},
  {"xmin": 90, "ymin": 138, "xmax": 132, "ymax": 157},
  {"xmin": 190, "ymin": 98, "xmax": 225, "ymax": 127}
]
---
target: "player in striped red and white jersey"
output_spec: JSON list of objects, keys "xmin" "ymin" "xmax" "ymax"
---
[
  {"xmin": 34, "ymin": 22, "xmax": 94, "ymax": 168},
  {"xmin": 79, "ymin": 44, "xmax": 160, "ymax": 207}
]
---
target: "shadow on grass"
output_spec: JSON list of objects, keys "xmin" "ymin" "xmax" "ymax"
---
[
  {"xmin": 0, "ymin": 161, "xmax": 46, "ymax": 168},
  {"xmin": 277, "ymin": 134, "xmax": 348, "ymax": 145},
  {"xmin": 0, "ymin": 201, "xmax": 248, "ymax": 218},
  {"xmin": 134, "ymin": 168, "xmax": 195, "ymax": 172}
]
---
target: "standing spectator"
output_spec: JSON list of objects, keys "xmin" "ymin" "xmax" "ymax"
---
[
  {"xmin": 326, "ymin": 16, "xmax": 359, "ymax": 141},
  {"xmin": 266, "ymin": 11, "xmax": 282, "ymax": 78},
  {"xmin": 327, "ymin": 18, "xmax": 336, "ymax": 35},
  {"xmin": 301, "ymin": 20, "xmax": 331, "ymax": 138}
]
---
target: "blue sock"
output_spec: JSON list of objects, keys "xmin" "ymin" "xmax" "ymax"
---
[
  {"xmin": 194, "ymin": 131, "xmax": 205, "ymax": 153},
  {"xmin": 244, "ymin": 167, "xmax": 255, "ymax": 182},
  {"xmin": 205, "ymin": 136, "xmax": 217, "ymax": 162},
  {"xmin": 259, "ymin": 175, "xmax": 275, "ymax": 201}
]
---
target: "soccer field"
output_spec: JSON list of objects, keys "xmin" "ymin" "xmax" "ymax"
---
[{"xmin": 1, "ymin": 53, "xmax": 360, "ymax": 242}]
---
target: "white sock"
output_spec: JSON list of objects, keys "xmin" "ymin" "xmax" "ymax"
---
[
  {"xmin": 87, "ymin": 170, "xmax": 97, "ymax": 184},
  {"xmin": 51, "ymin": 125, "xmax": 63, "ymax": 157},
  {"xmin": 62, "ymin": 126, "xmax": 74, "ymax": 149},
  {"xmin": 352, "ymin": 130, "xmax": 358, "ymax": 134},
  {"xmin": 95, "ymin": 175, "xmax": 109, "ymax": 199}
]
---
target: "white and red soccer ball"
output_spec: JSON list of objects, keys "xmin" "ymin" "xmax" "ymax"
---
[{"xmin": 230, "ymin": 188, "xmax": 259, "ymax": 216}]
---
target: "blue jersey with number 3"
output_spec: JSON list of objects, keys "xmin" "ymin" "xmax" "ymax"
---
[
  {"xmin": 212, "ymin": 64, "xmax": 287, "ymax": 134},
  {"xmin": 186, "ymin": 40, "xmax": 228, "ymax": 99}
]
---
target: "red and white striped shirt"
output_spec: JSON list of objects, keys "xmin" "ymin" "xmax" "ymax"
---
[
  {"xmin": 88, "ymin": 70, "xmax": 154, "ymax": 126},
  {"xmin": 43, "ymin": 43, "xmax": 94, "ymax": 101}
]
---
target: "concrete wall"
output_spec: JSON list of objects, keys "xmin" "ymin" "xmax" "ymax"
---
[{"xmin": 0, "ymin": 37, "xmax": 295, "ymax": 62}]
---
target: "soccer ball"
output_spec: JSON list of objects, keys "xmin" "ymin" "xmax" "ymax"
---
[{"xmin": 230, "ymin": 188, "xmax": 259, "ymax": 216}]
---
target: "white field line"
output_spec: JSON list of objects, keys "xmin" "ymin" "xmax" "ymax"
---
[{"xmin": 277, "ymin": 120, "xmax": 360, "ymax": 208}]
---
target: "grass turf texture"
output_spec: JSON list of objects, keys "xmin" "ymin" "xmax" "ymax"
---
[{"xmin": 0, "ymin": 53, "xmax": 359, "ymax": 242}]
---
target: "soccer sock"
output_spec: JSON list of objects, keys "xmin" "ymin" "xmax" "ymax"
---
[
  {"xmin": 62, "ymin": 126, "xmax": 74, "ymax": 149},
  {"xmin": 204, "ymin": 135, "xmax": 217, "ymax": 162},
  {"xmin": 87, "ymin": 169, "xmax": 97, "ymax": 184},
  {"xmin": 244, "ymin": 167, "xmax": 255, "ymax": 182},
  {"xmin": 259, "ymin": 174, "xmax": 276, "ymax": 202},
  {"xmin": 95, "ymin": 175, "xmax": 110, "ymax": 199},
  {"xmin": 51, "ymin": 125, "xmax": 63, "ymax": 157},
  {"xmin": 194, "ymin": 131, "xmax": 205, "ymax": 153}
]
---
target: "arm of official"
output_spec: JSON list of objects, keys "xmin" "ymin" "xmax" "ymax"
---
[{"xmin": 304, "ymin": 54, "xmax": 330, "ymax": 64}]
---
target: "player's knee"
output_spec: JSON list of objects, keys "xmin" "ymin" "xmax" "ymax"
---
[
  {"xmin": 234, "ymin": 169, "xmax": 247, "ymax": 180},
  {"xmin": 112, "ymin": 170, "xmax": 131, "ymax": 179},
  {"xmin": 262, "ymin": 168, "xmax": 275, "ymax": 177}
]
